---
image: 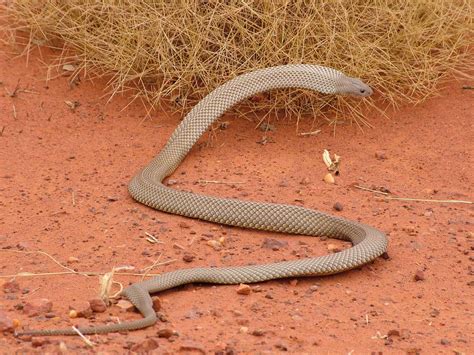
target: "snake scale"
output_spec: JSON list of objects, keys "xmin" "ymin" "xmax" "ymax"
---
[{"xmin": 17, "ymin": 64, "xmax": 388, "ymax": 336}]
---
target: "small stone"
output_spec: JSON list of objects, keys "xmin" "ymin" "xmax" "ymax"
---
[
  {"xmin": 2, "ymin": 280, "xmax": 20, "ymax": 294},
  {"xmin": 67, "ymin": 256, "xmax": 79, "ymax": 264},
  {"xmin": 31, "ymin": 337, "xmax": 51, "ymax": 347},
  {"xmin": 178, "ymin": 221, "xmax": 191, "ymax": 228},
  {"xmin": 387, "ymin": 329, "xmax": 400, "ymax": 337},
  {"xmin": 323, "ymin": 173, "xmax": 335, "ymax": 184},
  {"xmin": 58, "ymin": 341, "xmax": 68, "ymax": 354},
  {"xmin": 300, "ymin": 177, "xmax": 311, "ymax": 185},
  {"xmin": 289, "ymin": 279, "xmax": 298, "ymax": 287},
  {"xmin": 182, "ymin": 253, "xmax": 195, "ymax": 263},
  {"xmin": 239, "ymin": 326, "xmax": 249, "ymax": 333},
  {"xmin": 207, "ymin": 239, "xmax": 223, "ymax": 250},
  {"xmin": 261, "ymin": 238, "xmax": 288, "ymax": 250},
  {"xmin": 157, "ymin": 328, "xmax": 174, "ymax": 338},
  {"xmin": 327, "ymin": 244, "xmax": 341, "ymax": 253},
  {"xmin": 251, "ymin": 329, "xmax": 265, "ymax": 336},
  {"xmin": 68, "ymin": 310, "xmax": 78, "ymax": 318},
  {"xmin": 152, "ymin": 297, "xmax": 161, "ymax": 312},
  {"xmin": 89, "ymin": 298, "xmax": 107, "ymax": 313},
  {"xmin": 23, "ymin": 299, "xmax": 53, "ymax": 317},
  {"xmin": 430, "ymin": 308, "xmax": 440, "ymax": 317},
  {"xmin": 69, "ymin": 301, "xmax": 92, "ymax": 318},
  {"xmin": 117, "ymin": 299, "xmax": 135, "ymax": 311},
  {"xmin": 179, "ymin": 341, "xmax": 206, "ymax": 354},
  {"xmin": 440, "ymin": 338, "xmax": 450, "ymax": 345},
  {"xmin": 333, "ymin": 202, "xmax": 343, "ymax": 211},
  {"xmin": 414, "ymin": 270, "xmax": 425, "ymax": 281},
  {"xmin": 107, "ymin": 196, "xmax": 118, "ymax": 202},
  {"xmin": 130, "ymin": 338, "xmax": 159, "ymax": 352},
  {"xmin": 375, "ymin": 151, "xmax": 387, "ymax": 160},
  {"xmin": 236, "ymin": 284, "xmax": 251, "ymax": 295},
  {"xmin": 0, "ymin": 311, "xmax": 14, "ymax": 333}
]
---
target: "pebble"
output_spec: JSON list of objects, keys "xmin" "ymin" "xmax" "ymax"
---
[
  {"xmin": 251, "ymin": 329, "xmax": 265, "ymax": 336},
  {"xmin": 323, "ymin": 173, "xmax": 335, "ymax": 184},
  {"xmin": 2, "ymin": 280, "xmax": 20, "ymax": 293},
  {"xmin": 414, "ymin": 270, "xmax": 425, "ymax": 281},
  {"xmin": 387, "ymin": 329, "xmax": 400, "ymax": 337},
  {"xmin": 157, "ymin": 328, "xmax": 175, "ymax": 338},
  {"xmin": 117, "ymin": 299, "xmax": 135, "ymax": 311},
  {"xmin": 67, "ymin": 256, "xmax": 79, "ymax": 264},
  {"xmin": 152, "ymin": 297, "xmax": 161, "ymax": 312},
  {"xmin": 31, "ymin": 337, "xmax": 51, "ymax": 347},
  {"xmin": 182, "ymin": 253, "xmax": 195, "ymax": 263},
  {"xmin": 89, "ymin": 298, "xmax": 107, "ymax": 313},
  {"xmin": 333, "ymin": 202, "xmax": 343, "ymax": 211},
  {"xmin": 327, "ymin": 244, "xmax": 341, "ymax": 253},
  {"xmin": 130, "ymin": 338, "xmax": 159, "ymax": 352},
  {"xmin": 440, "ymin": 338, "xmax": 451, "ymax": 345},
  {"xmin": 375, "ymin": 151, "xmax": 387, "ymax": 160},
  {"xmin": 23, "ymin": 298, "xmax": 53, "ymax": 317},
  {"xmin": 239, "ymin": 326, "xmax": 249, "ymax": 333},
  {"xmin": 261, "ymin": 238, "xmax": 288, "ymax": 250},
  {"xmin": 236, "ymin": 284, "xmax": 251, "ymax": 295},
  {"xmin": 69, "ymin": 301, "xmax": 92, "ymax": 318},
  {"xmin": 0, "ymin": 311, "xmax": 14, "ymax": 333},
  {"xmin": 179, "ymin": 341, "xmax": 206, "ymax": 354}
]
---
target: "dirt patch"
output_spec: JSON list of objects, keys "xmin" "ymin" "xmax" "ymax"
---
[{"xmin": 0, "ymin": 46, "xmax": 472, "ymax": 353}]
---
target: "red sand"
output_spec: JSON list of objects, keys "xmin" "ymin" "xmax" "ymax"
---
[{"xmin": 1, "ymin": 44, "xmax": 473, "ymax": 354}]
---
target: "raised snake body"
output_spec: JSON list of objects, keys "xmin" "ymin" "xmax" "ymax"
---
[{"xmin": 18, "ymin": 65, "xmax": 388, "ymax": 336}]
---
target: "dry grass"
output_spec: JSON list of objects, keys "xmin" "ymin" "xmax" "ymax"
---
[{"xmin": 2, "ymin": 1, "xmax": 473, "ymax": 125}]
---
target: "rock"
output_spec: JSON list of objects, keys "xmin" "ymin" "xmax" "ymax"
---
[
  {"xmin": 375, "ymin": 151, "xmax": 387, "ymax": 160},
  {"xmin": 300, "ymin": 177, "xmax": 311, "ymax": 185},
  {"xmin": 152, "ymin": 297, "xmax": 161, "ymax": 312},
  {"xmin": 67, "ymin": 256, "xmax": 79, "ymax": 264},
  {"xmin": 107, "ymin": 196, "xmax": 118, "ymax": 202},
  {"xmin": 130, "ymin": 338, "xmax": 159, "ymax": 352},
  {"xmin": 179, "ymin": 341, "xmax": 206, "ymax": 354},
  {"xmin": 0, "ymin": 311, "xmax": 14, "ymax": 333},
  {"xmin": 239, "ymin": 326, "xmax": 249, "ymax": 333},
  {"xmin": 440, "ymin": 338, "xmax": 450, "ymax": 345},
  {"xmin": 178, "ymin": 221, "xmax": 191, "ymax": 228},
  {"xmin": 236, "ymin": 284, "xmax": 251, "ymax": 295},
  {"xmin": 323, "ymin": 173, "xmax": 335, "ymax": 184},
  {"xmin": 182, "ymin": 253, "xmax": 195, "ymax": 263},
  {"xmin": 333, "ymin": 202, "xmax": 343, "ymax": 211},
  {"xmin": 251, "ymin": 329, "xmax": 265, "ymax": 336},
  {"xmin": 89, "ymin": 298, "xmax": 107, "ymax": 313},
  {"xmin": 387, "ymin": 329, "xmax": 400, "ymax": 337},
  {"xmin": 327, "ymin": 244, "xmax": 341, "ymax": 253},
  {"xmin": 3, "ymin": 280, "xmax": 20, "ymax": 293},
  {"xmin": 116, "ymin": 299, "xmax": 135, "ymax": 312},
  {"xmin": 69, "ymin": 301, "xmax": 93, "ymax": 318},
  {"xmin": 23, "ymin": 299, "xmax": 53, "ymax": 317},
  {"xmin": 31, "ymin": 337, "xmax": 51, "ymax": 347},
  {"xmin": 261, "ymin": 238, "xmax": 288, "ymax": 250},
  {"xmin": 157, "ymin": 328, "xmax": 175, "ymax": 338},
  {"xmin": 414, "ymin": 270, "xmax": 425, "ymax": 281}
]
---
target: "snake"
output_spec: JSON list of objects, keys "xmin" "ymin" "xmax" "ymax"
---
[{"xmin": 17, "ymin": 64, "xmax": 388, "ymax": 337}]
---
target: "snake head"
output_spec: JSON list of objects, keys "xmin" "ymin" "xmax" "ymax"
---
[{"xmin": 336, "ymin": 76, "xmax": 373, "ymax": 97}]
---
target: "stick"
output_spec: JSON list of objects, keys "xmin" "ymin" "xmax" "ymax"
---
[
  {"xmin": 197, "ymin": 179, "xmax": 245, "ymax": 185},
  {"xmin": 72, "ymin": 326, "xmax": 95, "ymax": 347},
  {"xmin": 354, "ymin": 185, "xmax": 473, "ymax": 204}
]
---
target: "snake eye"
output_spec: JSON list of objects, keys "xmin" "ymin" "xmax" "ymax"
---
[{"xmin": 359, "ymin": 89, "xmax": 366, "ymax": 94}]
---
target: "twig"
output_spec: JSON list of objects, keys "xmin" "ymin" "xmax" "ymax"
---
[
  {"xmin": 298, "ymin": 129, "xmax": 321, "ymax": 136},
  {"xmin": 353, "ymin": 184, "xmax": 389, "ymax": 195},
  {"xmin": 385, "ymin": 196, "xmax": 472, "ymax": 204},
  {"xmin": 0, "ymin": 126, "xmax": 5, "ymax": 136},
  {"xmin": 141, "ymin": 254, "xmax": 162, "ymax": 281},
  {"xmin": 71, "ymin": 190, "xmax": 76, "ymax": 206},
  {"xmin": 12, "ymin": 104, "xmax": 17, "ymax": 119},
  {"xmin": 145, "ymin": 232, "xmax": 163, "ymax": 244},
  {"xmin": 0, "ymin": 249, "xmax": 177, "ymax": 278},
  {"xmin": 354, "ymin": 185, "xmax": 472, "ymax": 204},
  {"xmin": 72, "ymin": 326, "xmax": 95, "ymax": 347},
  {"xmin": 197, "ymin": 179, "xmax": 245, "ymax": 185}
]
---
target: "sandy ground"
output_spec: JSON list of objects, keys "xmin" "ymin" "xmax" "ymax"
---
[{"xmin": 0, "ymin": 43, "xmax": 473, "ymax": 354}]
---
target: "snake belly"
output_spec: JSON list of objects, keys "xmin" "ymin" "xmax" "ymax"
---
[{"xmin": 17, "ymin": 64, "xmax": 388, "ymax": 336}]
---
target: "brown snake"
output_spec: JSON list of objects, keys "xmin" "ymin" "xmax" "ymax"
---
[{"xmin": 17, "ymin": 64, "xmax": 388, "ymax": 336}]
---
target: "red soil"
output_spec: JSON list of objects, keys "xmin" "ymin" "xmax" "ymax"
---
[{"xmin": 0, "ymin": 44, "xmax": 473, "ymax": 354}]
